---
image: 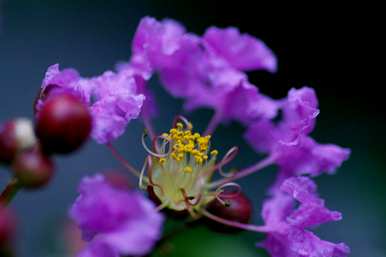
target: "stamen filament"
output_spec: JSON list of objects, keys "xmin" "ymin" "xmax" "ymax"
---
[
  {"xmin": 204, "ymin": 112, "xmax": 222, "ymax": 136},
  {"xmin": 106, "ymin": 143, "xmax": 141, "ymax": 177},
  {"xmin": 143, "ymin": 117, "xmax": 156, "ymax": 140},
  {"xmin": 209, "ymin": 156, "xmax": 275, "ymax": 188},
  {"xmin": 139, "ymin": 157, "xmax": 150, "ymax": 189},
  {"xmin": 202, "ymin": 210, "xmax": 270, "ymax": 233},
  {"xmin": 142, "ymin": 132, "xmax": 170, "ymax": 158},
  {"xmin": 155, "ymin": 201, "xmax": 169, "ymax": 212}
]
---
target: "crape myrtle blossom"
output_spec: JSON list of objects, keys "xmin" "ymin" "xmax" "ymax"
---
[
  {"xmin": 22, "ymin": 16, "xmax": 350, "ymax": 257},
  {"xmin": 128, "ymin": 17, "xmax": 279, "ymax": 126},
  {"xmin": 245, "ymin": 87, "xmax": 350, "ymax": 188},
  {"xmin": 260, "ymin": 176, "xmax": 350, "ymax": 257},
  {"xmin": 70, "ymin": 174, "xmax": 163, "ymax": 257},
  {"xmin": 36, "ymin": 64, "xmax": 145, "ymax": 144}
]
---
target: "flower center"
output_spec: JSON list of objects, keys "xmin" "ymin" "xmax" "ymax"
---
[{"xmin": 146, "ymin": 122, "xmax": 219, "ymax": 213}]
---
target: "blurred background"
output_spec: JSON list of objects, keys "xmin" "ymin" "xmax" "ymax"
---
[{"xmin": 0, "ymin": 0, "xmax": 384, "ymax": 257}]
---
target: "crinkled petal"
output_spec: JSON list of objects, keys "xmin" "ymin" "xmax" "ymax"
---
[
  {"xmin": 281, "ymin": 87, "xmax": 320, "ymax": 143},
  {"xmin": 262, "ymin": 192, "xmax": 293, "ymax": 230},
  {"xmin": 42, "ymin": 64, "xmax": 80, "ymax": 89},
  {"xmin": 260, "ymin": 177, "xmax": 349, "ymax": 257},
  {"xmin": 222, "ymin": 81, "xmax": 279, "ymax": 124},
  {"xmin": 70, "ymin": 175, "xmax": 164, "ymax": 256},
  {"xmin": 89, "ymin": 71, "xmax": 145, "ymax": 144},
  {"xmin": 203, "ymin": 27, "xmax": 277, "ymax": 72},
  {"xmin": 37, "ymin": 64, "xmax": 93, "ymax": 111},
  {"xmin": 97, "ymin": 194, "xmax": 164, "ymax": 256},
  {"xmin": 281, "ymin": 177, "xmax": 342, "ymax": 228},
  {"xmin": 245, "ymin": 87, "xmax": 350, "ymax": 177},
  {"xmin": 311, "ymin": 143, "xmax": 351, "ymax": 175},
  {"xmin": 157, "ymin": 34, "xmax": 207, "ymax": 99},
  {"xmin": 70, "ymin": 175, "xmax": 141, "ymax": 240},
  {"xmin": 262, "ymin": 229, "xmax": 350, "ymax": 257},
  {"xmin": 90, "ymin": 95, "xmax": 143, "ymax": 144},
  {"xmin": 132, "ymin": 16, "xmax": 186, "ymax": 70},
  {"xmin": 277, "ymin": 137, "xmax": 351, "ymax": 177}
]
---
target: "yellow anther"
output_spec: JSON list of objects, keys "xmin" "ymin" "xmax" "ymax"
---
[
  {"xmin": 159, "ymin": 158, "xmax": 166, "ymax": 165},
  {"xmin": 183, "ymin": 166, "xmax": 193, "ymax": 173},
  {"xmin": 195, "ymin": 156, "xmax": 203, "ymax": 164},
  {"xmin": 161, "ymin": 120, "xmax": 219, "ymax": 166},
  {"xmin": 210, "ymin": 150, "xmax": 218, "ymax": 156}
]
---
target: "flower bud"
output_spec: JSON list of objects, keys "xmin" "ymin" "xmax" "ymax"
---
[
  {"xmin": 12, "ymin": 148, "xmax": 54, "ymax": 189},
  {"xmin": 206, "ymin": 191, "xmax": 252, "ymax": 232},
  {"xmin": 0, "ymin": 204, "xmax": 16, "ymax": 245},
  {"xmin": 0, "ymin": 119, "xmax": 37, "ymax": 164},
  {"xmin": 35, "ymin": 92, "xmax": 92, "ymax": 154}
]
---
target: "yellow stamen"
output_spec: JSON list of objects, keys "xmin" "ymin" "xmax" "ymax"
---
[
  {"xmin": 183, "ymin": 166, "xmax": 193, "ymax": 173},
  {"xmin": 210, "ymin": 150, "xmax": 218, "ymax": 156}
]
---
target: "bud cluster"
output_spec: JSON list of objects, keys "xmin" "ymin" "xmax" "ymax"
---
[{"xmin": 0, "ymin": 86, "xmax": 93, "ymax": 250}]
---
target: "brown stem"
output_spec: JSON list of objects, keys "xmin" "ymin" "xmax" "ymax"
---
[
  {"xmin": 0, "ymin": 178, "xmax": 21, "ymax": 205},
  {"xmin": 105, "ymin": 143, "xmax": 141, "ymax": 177}
]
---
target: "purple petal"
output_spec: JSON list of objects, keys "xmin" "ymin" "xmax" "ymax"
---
[
  {"xmin": 89, "ymin": 70, "xmax": 145, "ymax": 144},
  {"xmin": 203, "ymin": 27, "xmax": 277, "ymax": 72},
  {"xmin": 70, "ymin": 175, "xmax": 164, "ymax": 256},
  {"xmin": 262, "ymin": 229, "xmax": 350, "ymax": 257}
]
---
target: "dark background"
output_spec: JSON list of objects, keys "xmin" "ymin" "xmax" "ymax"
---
[{"xmin": 0, "ymin": 1, "xmax": 384, "ymax": 257}]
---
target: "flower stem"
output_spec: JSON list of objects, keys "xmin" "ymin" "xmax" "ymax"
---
[
  {"xmin": 202, "ymin": 210, "xmax": 270, "ymax": 233},
  {"xmin": 204, "ymin": 112, "xmax": 221, "ymax": 136},
  {"xmin": 209, "ymin": 156, "xmax": 275, "ymax": 188},
  {"xmin": 106, "ymin": 143, "xmax": 141, "ymax": 177},
  {"xmin": 0, "ymin": 178, "xmax": 22, "ymax": 205}
]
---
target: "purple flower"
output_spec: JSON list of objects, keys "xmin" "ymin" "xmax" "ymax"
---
[
  {"xmin": 260, "ymin": 176, "xmax": 350, "ymax": 257},
  {"xmin": 89, "ymin": 71, "xmax": 145, "ymax": 144},
  {"xmin": 130, "ymin": 17, "xmax": 278, "ymax": 125},
  {"xmin": 245, "ymin": 87, "xmax": 350, "ymax": 183},
  {"xmin": 38, "ymin": 65, "xmax": 145, "ymax": 144},
  {"xmin": 70, "ymin": 174, "xmax": 163, "ymax": 257}
]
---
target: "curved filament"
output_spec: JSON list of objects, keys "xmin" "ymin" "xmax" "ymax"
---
[
  {"xmin": 142, "ymin": 131, "xmax": 170, "ymax": 158},
  {"xmin": 215, "ymin": 182, "xmax": 242, "ymax": 200},
  {"xmin": 147, "ymin": 157, "xmax": 164, "ymax": 196},
  {"xmin": 172, "ymin": 115, "xmax": 193, "ymax": 130}
]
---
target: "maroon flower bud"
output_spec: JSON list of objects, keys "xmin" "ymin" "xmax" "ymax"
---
[
  {"xmin": 0, "ymin": 204, "xmax": 16, "ymax": 245},
  {"xmin": 35, "ymin": 92, "xmax": 92, "ymax": 154},
  {"xmin": 12, "ymin": 148, "xmax": 54, "ymax": 189},
  {"xmin": 206, "ymin": 191, "xmax": 252, "ymax": 232},
  {"xmin": 0, "ymin": 119, "xmax": 37, "ymax": 164}
]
